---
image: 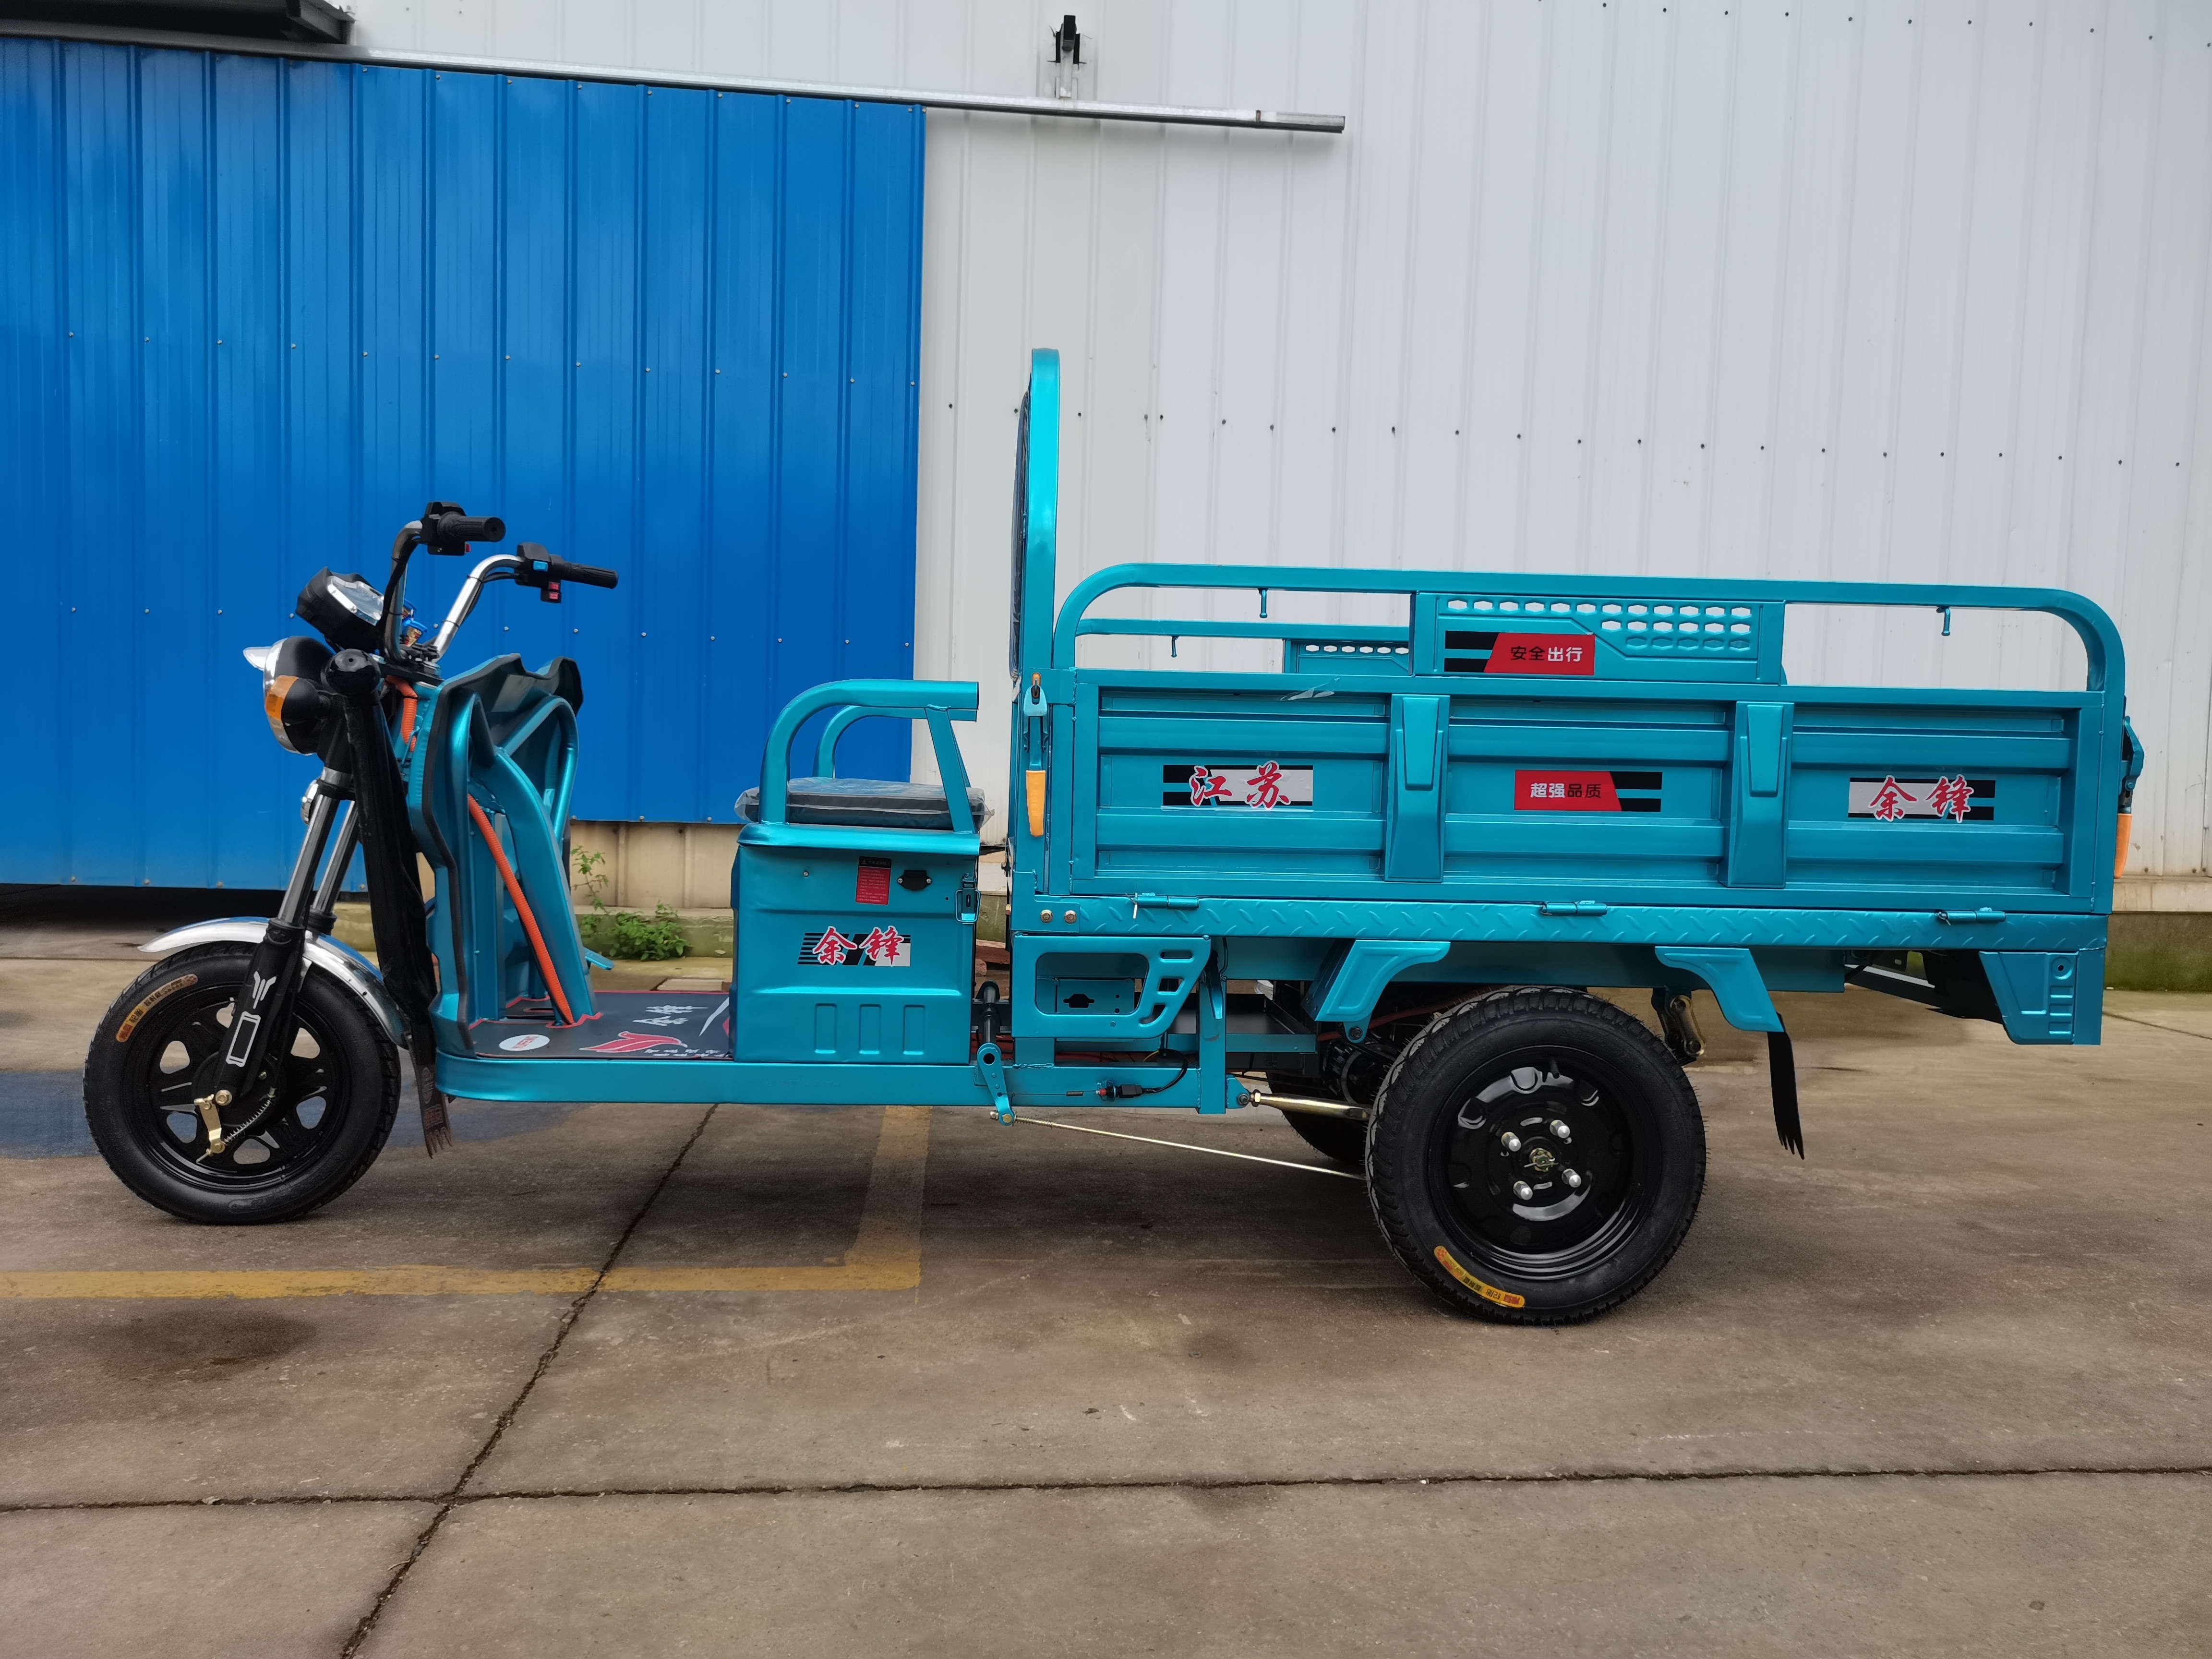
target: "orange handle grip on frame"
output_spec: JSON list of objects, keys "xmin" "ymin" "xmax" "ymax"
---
[{"xmin": 465, "ymin": 794, "xmax": 577, "ymax": 1027}]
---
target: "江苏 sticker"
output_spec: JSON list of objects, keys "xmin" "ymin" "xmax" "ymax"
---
[
  {"xmin": 800, "ymin": 926, "xmax": 913, "ymax": 967},
  {"xmin": 1512, "ymin": 770, "xmax": 1662, "ymax": 813},
  {"xmin": 1161, "ymin": 762, "xmax": 1313, "ymax": 808},
  {"xmin": 1848, "ymin": 776, "xmax": 1994, "ymax": 823}
]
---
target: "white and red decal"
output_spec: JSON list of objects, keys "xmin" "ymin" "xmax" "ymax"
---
[
  {"xmin": 1848, "ymin": 775, "xmax": 1992, "ymax": 823},
  {"xmin": 800, "ymin": 926, "xmax": 913, "ymax": 967},
  {"xmin": 1162, "ymin": 763, "xmax": 1314, "ymax": 809}
]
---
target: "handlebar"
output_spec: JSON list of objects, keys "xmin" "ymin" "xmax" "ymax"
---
[{"xmin": 427, "ymin": 545, "xmax": 619, "ymax": 658}]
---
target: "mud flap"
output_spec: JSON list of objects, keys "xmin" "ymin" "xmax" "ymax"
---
[{"xmin": 1767, "ymin": 1027, "xmax": 1803, "ymax": 1157}]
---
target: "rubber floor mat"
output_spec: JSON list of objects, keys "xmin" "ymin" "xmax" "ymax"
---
[{"xmin": 470, "ymin": 991, "xmax": 731, "ymax": 1059}]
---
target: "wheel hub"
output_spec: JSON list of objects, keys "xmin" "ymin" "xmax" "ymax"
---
[
  {"xmin": 131, "ymin": 981, "xmax": 345, "ymax": 1187},
  {"xmin": 1440, "ymin": 1047, "xmax": 1639, "ymax": 1272}
]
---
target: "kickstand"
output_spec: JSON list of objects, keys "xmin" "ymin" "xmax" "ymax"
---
[{"xmin": 974, "ymin": 1043, "xmax": 1013, "ymax": 1124}]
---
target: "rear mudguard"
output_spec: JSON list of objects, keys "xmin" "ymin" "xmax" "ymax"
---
[{"xmin": 139, "ymin": 920, "xmax": 406, "ymax": 1048}]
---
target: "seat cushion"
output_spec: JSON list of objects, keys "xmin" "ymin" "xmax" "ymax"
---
[{"xmin": 736, "ymin": 776, "xmax": 987, "ymax": 831}]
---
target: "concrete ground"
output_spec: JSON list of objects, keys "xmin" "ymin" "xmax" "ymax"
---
[{"xmin": 0, "ymin": 892, "xmax": 2206, "ymax": 1656}]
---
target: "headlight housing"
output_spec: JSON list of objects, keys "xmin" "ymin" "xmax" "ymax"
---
[
  {"xmin": 242, "ymin": 635, "xmax": 338, "ymax": 757},
  {"xmin": 295, "ymin": 568, "xmax": 385, "ymax": 652}
]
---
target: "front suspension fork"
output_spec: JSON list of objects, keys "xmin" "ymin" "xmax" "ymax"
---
[{"xmin": 192, "ymin": 772, "xmax": 350, "ymax": 1155}]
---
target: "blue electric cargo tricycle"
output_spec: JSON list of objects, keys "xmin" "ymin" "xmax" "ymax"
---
[{"xmin": 88, "ymin": 348, "xmax": 2142, "ymax": 1323}]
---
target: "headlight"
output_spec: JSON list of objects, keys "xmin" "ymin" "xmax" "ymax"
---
[{"xmin": 243, "ymin": 635, "xmax": 337, "ymax": 756}]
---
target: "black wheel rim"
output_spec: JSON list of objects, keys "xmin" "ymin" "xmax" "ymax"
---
[
  {"xmin": 125, "ymin": 980, "xmax": 352, "ymax": 1190},
  {"xmin": 1427, "ymin": 1043, "xmax": 1656, "ymax": 1283}
]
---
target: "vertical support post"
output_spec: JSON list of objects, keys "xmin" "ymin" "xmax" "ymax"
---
[
  {"xmin": 1197, "ymin": 951, "xmax": 1229, "ymax": 1113},
  {"xmin": 1727, "ymin": 700, "xmax": 1791, "ymax": 888},
  {"xmin": 1385, "ymin": 694, "xmax": 1447, "ymax": 881}
]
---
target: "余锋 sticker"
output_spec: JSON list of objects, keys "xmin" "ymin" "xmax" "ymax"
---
[
  {"xmin": 799, "ymin": 926, "xmax": 912, "ymax": 967},
  {"xmin": 1849, "ymin": 776, "xmax": 1994, "ymax": 822}
]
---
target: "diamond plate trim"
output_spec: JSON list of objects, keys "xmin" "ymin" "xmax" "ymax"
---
[{"xmin": 1022, "ymin": 899, "xmax": 2106, "ymax": 954}]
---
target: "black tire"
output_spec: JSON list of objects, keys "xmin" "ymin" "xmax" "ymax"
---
[
  {"xmin": 1366, "ymin": 988, "xmax": 1705, "ymax": 1325},
  {"xmin": 84, "ymin": 945, "xmax": 401, "ymax": 1224},
  {"xmin": 1281, "ymin": 1109, "xmax": 1368, "ymax": 1167}
]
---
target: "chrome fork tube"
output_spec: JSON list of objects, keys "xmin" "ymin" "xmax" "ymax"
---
[
  {"xmin": 277, "ymin": 782, "xmax": 342, "ymax": 928},
  {"xmin": 306, "ymin": 801, "xmax": 360, "ymax": 934}
]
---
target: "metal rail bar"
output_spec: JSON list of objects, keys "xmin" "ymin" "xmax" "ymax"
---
[
  {"xmin": 1050, "ymin": 562, "xmax": 2126, "ymax": 690},
  {"xmin": 0, "ymin": 21, "xmax": 1347, "ymax": 132}
]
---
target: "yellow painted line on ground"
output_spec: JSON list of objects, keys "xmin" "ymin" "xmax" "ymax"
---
[
  {"xmin": 0, "ymin": 1106, "xmax": 931, "ymax": 1300},
  {"xmin": 601, "ymin": 1104, "xmax": 929, "ymax": 1292}
]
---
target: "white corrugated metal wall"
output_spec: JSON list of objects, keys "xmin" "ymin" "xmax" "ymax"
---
[{"xmin": 348, "ymin": 0, "xmax": 2212, "ymax": 880}]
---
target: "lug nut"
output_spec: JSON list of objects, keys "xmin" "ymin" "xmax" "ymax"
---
[
  {"xmin": 1512, "ymin": 1180, "xmax": 1534, "ymax": 1202},
  {"xmin": 1501, "ymin": 1132, "xmax": 1522, "ymax": 1152},
  {"xmin": 1549, "ymin": 1119, "xmax": 1571, "ymax": 1140},
  {"xmin": 1565, "ymin": 1169, "xmax": 1583, "ymax": 1190}
]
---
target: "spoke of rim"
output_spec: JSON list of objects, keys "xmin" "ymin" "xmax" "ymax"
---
[
  {"xmin": 173, "ymin": 1013, "xmax": 227, "ymax": 1056},
  {"xmin": 156, "ymin": 1075, "xmax": 204, "ymax": 1106}
]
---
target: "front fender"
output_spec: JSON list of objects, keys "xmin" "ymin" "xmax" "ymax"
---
[{"xmin": 140, "ymin": 920, "xmax": 406, "ymax": 1047}]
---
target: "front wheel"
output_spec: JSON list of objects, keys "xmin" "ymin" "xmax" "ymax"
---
[
  {"xmin": 1366, "ymin": 988, "xmax": 1705, "ymax": 1324},
  {"xmin": 84, "ymin": 945, "xmax": 401, "ymax": 1224}
]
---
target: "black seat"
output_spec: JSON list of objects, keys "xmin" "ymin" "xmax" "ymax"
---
[{"xmin": 736, "ymin": 776, "xmax": 987, "ymax": 831}]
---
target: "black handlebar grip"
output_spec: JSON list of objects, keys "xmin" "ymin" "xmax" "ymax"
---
[
  {"xmin": 548, "ymin": 559, "xmax": 619, "ymax": 589},
  {"xmin": 421, "ymin": 510, "xmax": 505, "ymax": 552}
]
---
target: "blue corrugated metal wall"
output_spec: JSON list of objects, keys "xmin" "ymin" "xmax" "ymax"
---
[{"xmin": 0, "ymin": 39, "xmax": 923, "ymax": 889}]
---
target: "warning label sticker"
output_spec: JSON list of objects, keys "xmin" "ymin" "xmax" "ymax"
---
[{"xmin": 855, "ymin": 856, "xmax": 891, "ymax": 905}]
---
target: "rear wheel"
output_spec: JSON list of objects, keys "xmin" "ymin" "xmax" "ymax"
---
[
  {"xmin": 84, "ymin": 946, "xmax": 400, "ymax": 1224},
  {"xmin": 1366, "ymin": 988, "xmax": 1705, "ymax": 1324}
]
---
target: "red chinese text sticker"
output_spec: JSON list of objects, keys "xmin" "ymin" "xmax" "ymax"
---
[
  {"xmin": 1513, "ymin": 771, "xmax": 1623, "ymax": 811},
  {"xmin": 1485, "ymin": 634, "xmax": 1594, "ymax": 676}
]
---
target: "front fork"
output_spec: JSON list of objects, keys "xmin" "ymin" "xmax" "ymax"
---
[{"xmin": 191, "ymin": 771, "xmax": 356, "ymax": 1156}]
